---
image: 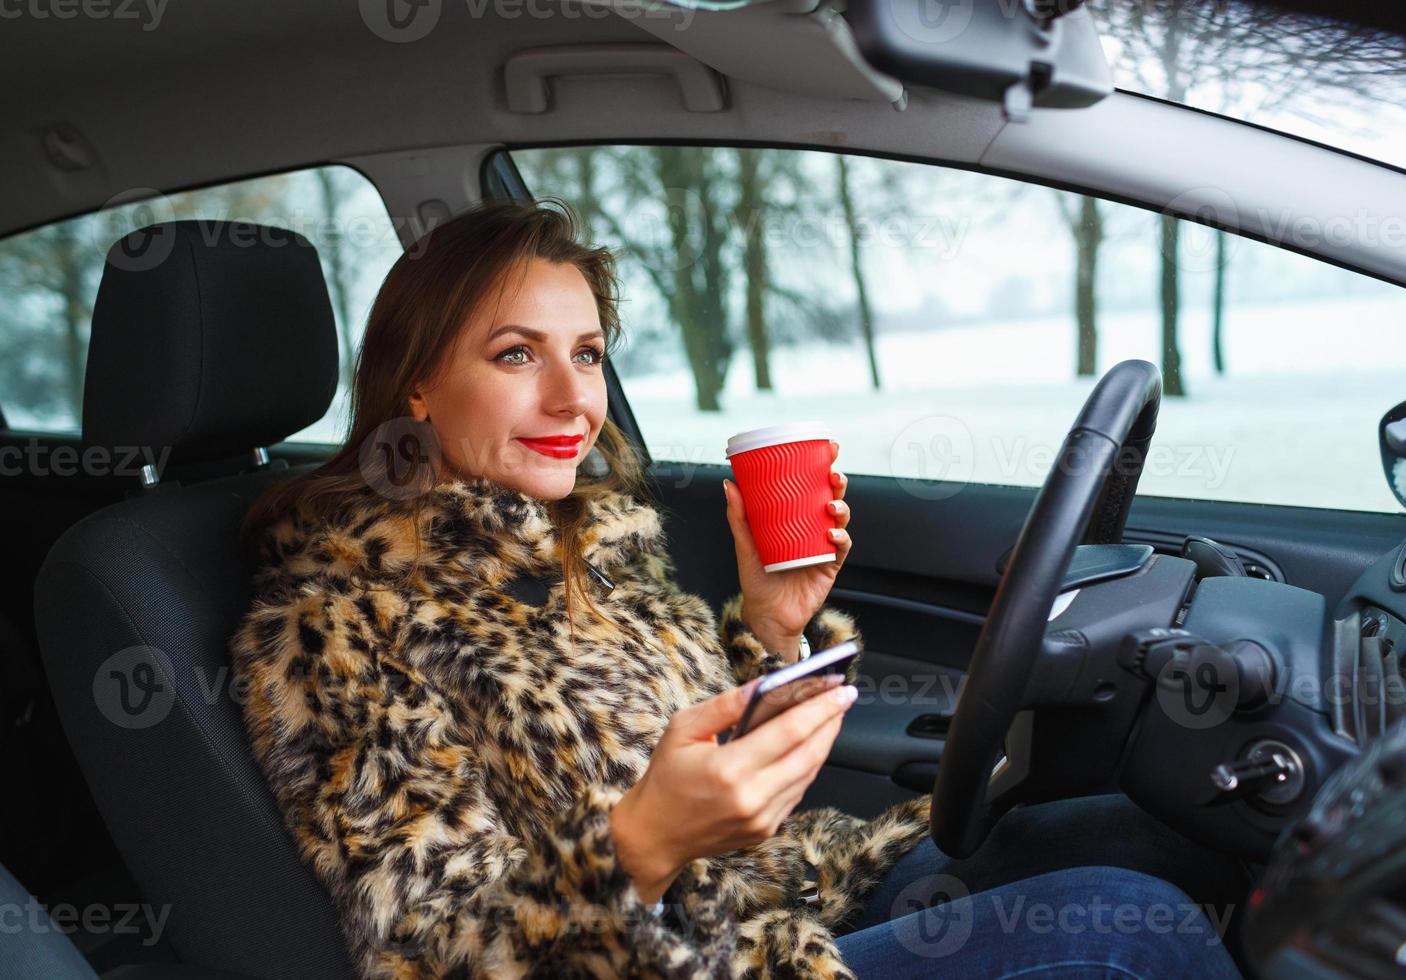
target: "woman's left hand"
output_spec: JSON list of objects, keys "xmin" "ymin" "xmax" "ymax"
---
[{"xmin": 723, "ymin": 440, "xmax": 851, "ymax": 660}]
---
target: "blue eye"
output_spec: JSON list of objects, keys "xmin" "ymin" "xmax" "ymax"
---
[{"xmin": 495, "ymin": 344, "xmax": 606, "ymax": 366}]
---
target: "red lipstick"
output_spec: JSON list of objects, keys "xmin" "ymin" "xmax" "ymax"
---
[{"xmin": 516, "ymin": 434, "xmax": 584, "ymax": 459}]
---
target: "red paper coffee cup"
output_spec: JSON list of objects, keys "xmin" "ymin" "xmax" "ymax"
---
[{"xmin": 725, "ymin": 421, "xmax": 837, "ymax": 573}]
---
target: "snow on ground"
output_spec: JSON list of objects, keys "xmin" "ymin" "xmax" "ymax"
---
[{"xmin": 622, "ymin": 294, "xmax": 1406, "ymax": 514}]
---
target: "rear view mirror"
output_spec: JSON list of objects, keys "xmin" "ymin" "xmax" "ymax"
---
[
  {"xmin": 843, "ymin": 0, "xmax": 1113, "ymax": 120},
  {"xmin": 1382, "ymin": 402, "xmax": 1406, "ymax": 509}
]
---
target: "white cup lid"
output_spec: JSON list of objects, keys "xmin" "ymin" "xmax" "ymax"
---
[{"xmin": 726, "ymin": 420, "xmax": 831, "ymax": 457}]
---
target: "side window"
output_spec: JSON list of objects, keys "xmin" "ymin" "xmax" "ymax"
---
[
  {"xmin": 0, "ymin": 165, "xmax": 402, "ymax": 442},
  {"xmin": 510, "ymin": 146, "xmax": 1406, "ymax": 513}
]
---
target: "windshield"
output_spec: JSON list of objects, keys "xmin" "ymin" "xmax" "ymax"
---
[{"xmin": 1086, "ymin": 1, "xmax": 1406, "ymax": 170}]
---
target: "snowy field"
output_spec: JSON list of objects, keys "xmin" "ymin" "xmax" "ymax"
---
[{"xmin": 621, "ymin": 294, "xmax": 1406, "ymax": 515}]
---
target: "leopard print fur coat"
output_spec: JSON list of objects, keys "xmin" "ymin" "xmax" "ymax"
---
[{"xmin": 230, "ymin": 474, "xmax": 933, "ymax": 979}]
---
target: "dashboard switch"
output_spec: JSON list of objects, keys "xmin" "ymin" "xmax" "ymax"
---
[{"xmin": 1203, "ymin": 739, "xmax": 1305, "ymax": 808}]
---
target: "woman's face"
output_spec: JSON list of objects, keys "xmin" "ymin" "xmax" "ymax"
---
[{"xmin": 408, "ymin": 258, "xmax": 609, "ymax": 501}]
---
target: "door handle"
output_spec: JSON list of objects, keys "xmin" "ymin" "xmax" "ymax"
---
[{"xmin": 892, "ymin": 760, "xmax": 939, "ymax": 793}]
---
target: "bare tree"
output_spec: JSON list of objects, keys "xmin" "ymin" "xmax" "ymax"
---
[
  {"xmin": 835, "ymin": 155, "xmax": 881, "ymax": 390},
  {"xmin": 1088, "ymin": 0, "xmax": 1406, "ymax": 396},
  {"xmin": 1212, "ymin": 229, "xmax": 1228, "ymax": 374},
  {"xmin": 601, "ymin": 146, "xmax": 739, "ymax": 410},
  {"xmin": 1054, "ymin": 192, "xmax": 1105, "ymax": 377},
  {"xmin": 734, "ymin": 148, "xmax": 774, "ymax": 391},
  {"xmin": 0, "ymin": 219, "xmax": 102, "ymax": 424},
  {"xmin": 514, "ymin": 146, "xmax": 1022, "ymax": 408},
  {"xmin": 316, "ymin": 169, "xmax": 358, "ymax": 389},
  {"xmin": 523, "ymin": 146, "xmax": 853, "ymax": 409}
]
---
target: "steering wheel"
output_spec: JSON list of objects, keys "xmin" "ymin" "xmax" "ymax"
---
[{"xmin": 931, "ymin": 359, "xmax": 1163, "ymax": 857}]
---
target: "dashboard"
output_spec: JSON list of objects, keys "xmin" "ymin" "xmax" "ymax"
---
[{"xmin": 1246, "ymin": 536, "xmax": 1406, "ymax": 978}]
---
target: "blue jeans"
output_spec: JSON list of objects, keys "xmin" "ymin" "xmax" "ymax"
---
[
  {"xmin": 833, "ymin": 865, "xmax": 1241, "ymax": 978},
  {"xmin": 831, "ymin": 795, "xmax": 1246, "ymax": 978},
  {"xmin": 845, "ymin": 795, "xmax": 1248, "ymax": 933}
]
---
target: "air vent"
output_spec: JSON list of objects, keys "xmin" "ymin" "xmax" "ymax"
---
[
  {"xmin": 1325, "ymin": 896, "xmax": 1406, "ymax": 976},
  {"xmin": 1391, "ymin": 540, "xmax": 1406, "ymax": 593},
  {"xmin": 1123, "ymin": 530, "xmax": 1285, "ymax": 583},
  {"xmin": 1333, "ymin": 608, "xmax": 1406, "ymax": 746}
]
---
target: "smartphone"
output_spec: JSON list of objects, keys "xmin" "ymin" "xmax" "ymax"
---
[{"xmin": 720, "ymin": 640, "xmax": 861, "ymax": 744}]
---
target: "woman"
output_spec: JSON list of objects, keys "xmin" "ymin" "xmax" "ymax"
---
[{"xmin": 231, "ymin": 199, "xmax": 1240, "ymax": 979}]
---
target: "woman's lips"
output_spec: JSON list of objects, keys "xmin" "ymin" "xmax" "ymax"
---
[{"xmin": 516, "ymin": 436, "xmax": 583, "ymax": 459}]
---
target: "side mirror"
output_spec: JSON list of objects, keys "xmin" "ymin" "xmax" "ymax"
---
[
  {"xmin": 1381, "ymin": 402, "xmax": 1406, "ymax": 509},
  {"xmin": 844, "ymin": 0, "xmax": 1113, "ymax": 121}
]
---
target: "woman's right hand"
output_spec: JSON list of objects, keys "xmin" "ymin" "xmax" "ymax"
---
[{"xmin": 610, "ymin": 676, "xmax": 859, "ymax": 904}]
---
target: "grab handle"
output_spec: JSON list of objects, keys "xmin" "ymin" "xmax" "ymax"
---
[{"xmin": 504, "ymin": 43, "xmax": 727, "ymax": 113}]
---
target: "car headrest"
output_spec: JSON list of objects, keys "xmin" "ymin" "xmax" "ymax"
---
[{"xmin": 83, "ymin": 220, "xmax": 340, "ymax": 464}]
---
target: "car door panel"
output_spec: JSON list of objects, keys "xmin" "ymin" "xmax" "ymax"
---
[{"xmin": 649, "ymin": 459, "xmax": 1406, "ymax": 817}]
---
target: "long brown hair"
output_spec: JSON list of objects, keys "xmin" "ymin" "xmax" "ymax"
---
[{"xmin": 241, "ymin": 197, "xmax": 648, "ymax": 631}]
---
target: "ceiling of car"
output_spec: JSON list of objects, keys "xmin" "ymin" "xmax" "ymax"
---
[
  {"xmin": 3, "ymin": 0, "xmax": 1405, "ymax": 292},
  {"xmin": 0, "ymin": 0, "xmax": 1013, "ymax": 237}
]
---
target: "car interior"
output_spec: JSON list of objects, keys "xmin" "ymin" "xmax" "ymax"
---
[{"xmin": 3, "ymin": 0, "xmax": 1406, "ymax": 978}]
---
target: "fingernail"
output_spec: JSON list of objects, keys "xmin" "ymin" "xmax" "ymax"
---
[
  {"xmin": 828, "ymin": 500, "xmax": 841, "ymax": 513},
  {"xmin": 829, "ymin": 528, "xmax": 842, "ymax": 539},
  {"xmin": 833, "ymin": 685, "xmax": 858, "ymax": 706}
]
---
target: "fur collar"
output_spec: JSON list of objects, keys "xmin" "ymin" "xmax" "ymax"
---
[{"xmin": 261, "ymin": 474, "xmax": 668, "ymax": 589}]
